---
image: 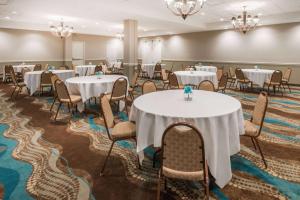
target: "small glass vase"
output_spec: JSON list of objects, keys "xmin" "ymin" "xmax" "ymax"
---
[{"xmin": 184, "ymin": 92, "xmax": 193, "ymax": 101}]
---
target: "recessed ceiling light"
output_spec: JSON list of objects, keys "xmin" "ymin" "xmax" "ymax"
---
[
  {"xmin": 220, "ymin": 18, "xmax": 224, "ymax": 21},
  {"xmin": 12, "ymin": 11, "xmax": 17, "ymax": 14},
  {"xmin": 4, "ymin": 16, "xmax": 10, "ymax": 20}
]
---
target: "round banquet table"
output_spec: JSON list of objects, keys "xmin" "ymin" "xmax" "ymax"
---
[
  {"xmin": 129, "ymin": 90, "xmax": 245, "ymax": 188},
  {"xmin": 142, "ymin": 64, "xmax": 166, "ymax": 78},
  {"xmin": 175, "ymin": 71, "xmax": 218, "ymax": 86},
  {"xmin": 2, "ymin": 65, "xmax": 35, "ymax": 81},
  {"xmin": 24, "ymin": 70, "xmax": 75, "ymax": 95},
  {"xmin": 75, "ymin": 65, "xmax": 96, "ymax": 76},
  {"xmin": 195, "ymin": 65, "xmax": 217, "ymax": 73},
  {"xmin": 65, "ymin": 75, "xmax": 128, "ymax": 103},
  {"xmin": 242, "ymin": 69, "xmax": 274, "ymax": 87}
]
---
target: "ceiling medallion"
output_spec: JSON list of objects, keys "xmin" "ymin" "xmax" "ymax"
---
[
  {"xmin": 165, "ymin": 0, "xmax": 207, "ymax": 20},
  {"xmin": 232, "ymin": 6, "xmax": 260, "ymax": 34},
  {"xmin": 50, "ymin": 21, "xmax": 74, "ymax": 38}
]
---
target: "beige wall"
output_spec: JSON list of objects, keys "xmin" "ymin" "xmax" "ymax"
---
[{"xmin": 140, "ymin": 22, "xmax": 300, "ymax": 84}]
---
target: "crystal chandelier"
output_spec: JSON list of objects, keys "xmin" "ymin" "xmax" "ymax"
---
[
  {"xmin": 50, "ymin": 21, "xmax": 74, "ymax": 38},
  {"xmin": 231, "ymin": 6, "xmax": 260, "ymax": 34},
  {"xmin": 164, "ymin": 0, "xmax": 207, "ymax": 20}
]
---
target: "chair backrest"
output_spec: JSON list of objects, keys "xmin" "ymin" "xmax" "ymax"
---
[
  {"xmin": 283, "ymin": 68, "xmax": 292, "ymax": 81},
  {"xmin": 217, "ymin": 68, "xmax": 223, "ymax": 81},
  {"xmin": 154, "ymin": 63, "xmax": 162, "ymax": 72},
  {"xmin": 229, "ymin": 67, "xmax": 235, "ymax": 78},
  {"xmin": 198, "ymin": 80, "xmax": 215, "ymax": 91},
  {"xmin": 59, "ymin": 65, "xmax": 69, "ymax": 70},
  {"xmin": 5, "ymin": 65, "xmax": 13, "ymax": 74},
  {"xmin": 100, "ymin": 94, "xmax": 115, "ymax": 134},
  {"xmin": 55, "ymin": 79, "xmax": 71, "ymax": 101},
  {"xmin": 161, "ymin": 123, "xmax": 206, "ymax": 174},
  {"xmin": 235, "ymin": 68, "xmax": 246, "ymax": 80},
  {"xmin": 94, "ymin": 65, "xmax": 103, "ymax": 73},
  {"xmin": 252, "ymin": 92, "xmax": 268, "ymax": 133},
  {"xmin": 142, "ymin": 80, "xmax": 157, "ymax": 94},
  {"xmin": 161, "ymin": 69, "xmax": 168, "ymax": 81},
  {"xmin": 34, "ymin": 64, "xmax": 42, "ymax": 71},
  {"xmin": 270, "ymin": 70, "xmax": 282, "ymax": 84},
  {"xmin": 10, "ymin": 70, "xmax": 18, "ymax": 86},
  {"xmin": 111, "ymin": 78, "xmax": 128, "ymax": 99},
  {"xmin": 131, "ymin": 70, "xmax": 139, "ymax": 87},
  {"xmin": 41, "ymin": 71, "xmax": 53, "ymax": 85},
  {"xmin": 51, "ymin": 74, "xmax": 60, "ymax": 90},
  {"xmin": 218, "ymin": 73, "xmax": 228, "ymax": 89},
  {"xmin": 168, "ymin": 72, "xmax": 180, "ymax": 89},
  {"xmin": 21, "ymin": 67, "xmax": 31, "ymax": 77}
]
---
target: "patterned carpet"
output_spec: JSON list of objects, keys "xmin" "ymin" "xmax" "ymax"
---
[{"xmin": 0, "ymin": 80, "xmax": 299, "ymax": 200}]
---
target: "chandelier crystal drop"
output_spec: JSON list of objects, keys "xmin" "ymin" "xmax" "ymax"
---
[
  {"xmin": 50, "ymin": 21, "xmax": 74, "ymax": 38},
  {"xmin": 231, "ymin": 6, "xmax": 260, "ymax": 34},
  {"xmin": 164, "ymin": 0, "xmax": 207, "ymax": 20}
]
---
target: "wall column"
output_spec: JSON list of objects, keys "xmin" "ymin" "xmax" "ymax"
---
[{"xmin": 123, "ymin": 19, "xmax": 138, "ymax": 81}]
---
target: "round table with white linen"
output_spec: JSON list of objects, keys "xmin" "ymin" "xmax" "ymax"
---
[
  {"xmin": 75, "ymin": 65, "xmax": 96, "ymax": 76},
  {"xmin": 129, "ymin": 90, "xmax": 244, "ymax": 188},
  {"xmin": 24, "ymin": 70, "xmax": 75, "ymax": 95},
  {"xmin": 175, "ymin": 71, "xmax": 218, "ymax": 86},
  {"xmin": 142, "ymin": 64, "xmax": 166, "ymax": 78},
  {"xmin": 242, "ymin": 69, "xmax": 274, "ymax": 87},
  {"xmin": 65, "ymin": 75, "xmax": 128, "ymax": 103},
  {"xmin": 195, "ymin": 65, "xmax": 217, "ymax": 73},
  {"xmin": 2, "ymin": 65, "xmax": 35, "ymax": 81}
]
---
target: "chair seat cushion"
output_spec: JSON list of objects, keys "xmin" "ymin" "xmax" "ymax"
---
[
  {"xmin": 264, "ymin": 80, "xmax": 281, "ymax": 85},
  {"xmin": 105, "ymin": 93, "xmax": 126, "ymax": 101},
  {"xmin": 111, "ymin": 121, "xmax": 136, "ymax": 140},
  {"xmin": 238, "ymin": 79, "xmax": 251, "ymax": 83},
  {"xmin": 41, "ymin": 83, "xmax": 52, "ymax": 86},
  {"xmin": 61, "ymin": 95, "xmax": 82, "ymax": 103},
  {"xmin": 244, "ymin": 120, "xmax": 259, "ymax": 137},
  {"xmin": 163, "ymin": 166, "xmax": 203, "ymax": 181}
]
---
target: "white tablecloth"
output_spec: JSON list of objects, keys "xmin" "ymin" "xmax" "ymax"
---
[
  {"xmin": 24, "ymin": 70, "xmax": 75, "ymax": 95},
  {"xmin": 65, "ymin": 75, "xmax": 128, "ymax": 103},
  {"xmin": 195, "ymin": 66, "xmax": 217, "ymax": 73},
  {"xmin": 129, "ymin": 90, "xmax": 244, "ymax": 188},
  {"xmin": 175, "ymin": 71, "xmax": 218, "ymax": 86},
  {"xmin": 242, "ymin": 69, "xmax": 274, "ymax": 87},
  {"xmin": 2, "ymin": 65, "xmax": 35, "ymax": 81},
  {"xmin": 142, "ymin": 64, "xmax": 166, "ymax": 78},
  {"xmin": 75, "ymin": 65, "xmax": 96, "ymax": 76}
]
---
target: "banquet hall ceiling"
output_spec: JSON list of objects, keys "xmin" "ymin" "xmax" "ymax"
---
[{"xmin": 0, "ymin": 0, "xmax": 300, "ymax": 37}]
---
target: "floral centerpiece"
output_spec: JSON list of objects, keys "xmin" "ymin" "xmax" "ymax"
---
[{"xmin": 184, "ymin": 85, "xmax": 193, "ymax": 101}]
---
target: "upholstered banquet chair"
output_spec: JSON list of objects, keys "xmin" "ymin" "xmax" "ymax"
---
[
  {"xmin": 243, "ymin": 92, "xmax": 268, "ymax": 168},
  {"xmin": 99, "ymin": 94, "xmax": 139, "ymax": 176},
  {"xmin": 59, "ymin": 65, "xmax": 69, "ymax": 70},
  {"xmin": 33, "ymin": 64, "xmax": 42, "ymax": 71},
  {"xmin": 10, "ymin": 69, "xmax": 28, "ymax": 100},
  {"xmin": 153, "ymin": 63, "xmax": 162, "ymax": 79},
  {"xmin": 4, "ymin": 65, "xmax": 13, "ymax": 82},
  {"xmin": 54, "ymin": 79, "xmax": 81, "ymax": 121},
  {"xmin": 128, "ymin": 70, "xmax": 140, "ymax": 100},
  {"xmin": 168, "ymin": 72, "xmax": 184, "ymax": 89},
  {"xmin": 50, "ymin": 74, "xmax": 60, "ymax": 112},
  {"xmin": 40, "ymin": 71, "xmax": 53, "ymax": 96},
  {"xmin": 217, "ymin": 73, "xmax": 228, "ymax": 93},
  {"xmin": 263, "ymin": 70, "xmax": 283, "ymax": 95},
  {"xmin": 137, "ymin": 64, "xmax": 148, "ymax": 78},
  {"xmin": 156, "ymin": 122, "xmax": 209, "ymax": 200},
  {"xmin": 198, "ymin": 80, "xmax": 215, "ymax": 92},
  {"xmin": 105, "ymin": 77, "xmax": 128, "ymax": 114},
  {"xmin": 161, "ymin": 69, "xmax": 169, "ymax": 89},
  {"xmin": 94, "ymin": 65, "xmax": 103, "ymax": 74},
  {"xmin": 235, "ymin": 68, "xmax": 253, "ymax": 91},
  {"xmin": 142, "ymin": 80, "xmax": 157, "ymax": 94},
  {"xmin": 281, "ymin": 68, "xmax": 292, "ymax": 93},
  {"xmin": 216, "ymin": 68, "xmax": 224, "ymax": 81},
  {"xmin": 228, "ymin": 67, "xmax": 236, "ymax": 88}
]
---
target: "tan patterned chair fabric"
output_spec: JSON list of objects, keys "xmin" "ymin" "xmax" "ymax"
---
[
  {"xmin": 217, "ymin": 68, "xmax": 223, "ymax": 81},
  {"xmin": 5, "ymin": 65, "xmax": 13, "ymax": 75},
  {"xmin": 131, "ymin": 70, "xmax": 139, "ymax": 87},
  {"xmin": 168, "ymin": 72, "xmax": 183, "ymax": 89},
  {"xmin": 111, "ymin": 121, "xmax": 136, "ymax": 140},
  {"xmin": 282, "ymin": 68, "xmax": 292, "ymax": 82},
  {"xmin": 34, "ymin": 64, "xmax": 42, "ymax": 71},
  {"xmin": 55, "ymin": 80, "xmax": 81, "ymax": 104},
  {"xmin": 235, "ymin": 68, "xmax": 248, "ymax": 82},
  {"xmin": 41, "ymin": 71, "xmax": 53, "ymax": 86},
  {"xmin": 100, "ymin": 94, "xmax": 115, "ymax": 129},
  {"xmin": 244, "ymin": 121, "xmax": 259, "ymax": 137},
  {"xmin": 161, "ymin": 69, "xmax": 168, "ymax": 81},
  {"xmin": 229, "ymin": 67, "xmax": 236, "ymax": 79},
  {"xmin": 252, "ymin": 92, "xmax": 268, "ymax": 126},
  {"xmin": 154, "ymin": 63, "xmax": 162, "ymax": 72},
  {"xmin": 105, "ymin": 78, "xmax": 127, "ymax": 101},
  {"xmin": 94, "ymin": 65, "xmax": 103, "ymax": 73},
  {"xmin": 161, "ymin": 123, "xmax": 207, "ymax": 181},
  {"xmin": 218, "ymin": 73, "xmax": 228, "ymax": 91},
  {"xmin": 265, "ymin": 70, "xmax": 282, "ymax": 86},
  {"xmin": 142, "ymin": 80, "xmax": 157, "ymax": 94},
  {"xmin": 198, "ymin": 80, "xmax": 215, "ymax": 92},
  {"xmin": 51, "ymin": 74, "xmax": 60, "ymax": 90}
]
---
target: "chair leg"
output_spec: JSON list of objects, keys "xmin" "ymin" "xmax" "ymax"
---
[
  {"xmin": 100, "ymin": 141, "xmax": 115, "ymax": 176},
  {"xmin": 50, "ymin": 96, "xmax": 57, "ymax": 111},
  {"xmin": 54, "ymin": 102, "xmax": 62, "ymax": 121},
  {"xmin": 156, "ymin": 170, "xmax": 162, "ymax": 200},
  {"xmin": 251, "ymin": 137, "xmax": 257, "ymax": 150},
  {"xmin": 10, "ymin": 87, "xmax": 16, "ymax": 100},
  {"xmin": 287, "ymin": 84, "xmax": 291, "ymax": 93},
  {"xmin": 254, "ymin": 138, "xmax": 267, "ymax": 168},
  {"xmin": 16, "ymin": 87, "xmax": 22, "ymax": 99}
]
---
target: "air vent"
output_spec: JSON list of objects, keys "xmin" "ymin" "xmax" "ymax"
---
[{"xmin": 0, "ymin": 0, "xmax": 9, "ymax": 5}]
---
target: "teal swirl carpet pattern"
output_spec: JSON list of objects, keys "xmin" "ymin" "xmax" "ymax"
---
[{"xmin": 0, "ymin": 83, "xmax": 300, "ymax": 199}]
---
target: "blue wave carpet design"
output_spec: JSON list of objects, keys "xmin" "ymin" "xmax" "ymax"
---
[{"xmin": 0, "ymin": 81, "xmax": 300, "ymax": 199}]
